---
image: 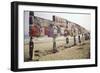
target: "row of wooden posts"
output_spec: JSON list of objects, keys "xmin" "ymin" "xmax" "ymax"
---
[
  {"xmin": 28, "ymin": 11, "xmax": 89, "ymax": 61},
  {"xmin": 29, "ymin": 34, "xmax": 86, "ymax": 61}
]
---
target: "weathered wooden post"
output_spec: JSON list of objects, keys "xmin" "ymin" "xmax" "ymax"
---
[
  {"xmin": 53, "ymin": 34, "xmax": 57, "ymax": 53},
  {"xmin": 78, "ymin": 27, "xmax": 81, "ymax": 44},
  {"xmin": 72, "ymin": 25, "xmax": 76, "ymax": 46},
  {"xmin": 78, "ymin": 35, "xmax": 81, "ymax": 43},
  {"xmin": 64, "ymin": 28, "xmax": 69, "ymax": 48},
  {"xmin": 29, "ymin": 37, "xmax": 33, "ymax": 60},
  {"xmin": 65, "ymin": 21, "xmax": 69, "ymax": 45},
  {"xmin": 29, "ymin": 11, "xmax": 34, "ymax": 60},
  {"xmin": 52, "ymin": 16, "xmax": 58, "ymax": 53},
  {"xmin": 73, "ymin": 35, "xmax": 76, "ymax": 45}
]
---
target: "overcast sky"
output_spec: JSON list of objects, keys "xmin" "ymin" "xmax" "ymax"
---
[{"xmin": 24, "ymin": 11, "xmax": 91, "ymax": 35}]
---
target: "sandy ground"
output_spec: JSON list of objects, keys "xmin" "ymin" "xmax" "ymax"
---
[
  {"xmin": 39, "ymin": 41, "xmax": 90, "ymax": 61},
  {"xmin": 24, "ymin": 36, "xmax": 90, "ymax": 62}
]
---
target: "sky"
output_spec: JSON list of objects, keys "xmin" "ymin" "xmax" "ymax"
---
[{"xmin": 24, "ymin": 11, "xmax": 91, "ymax": 35}]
